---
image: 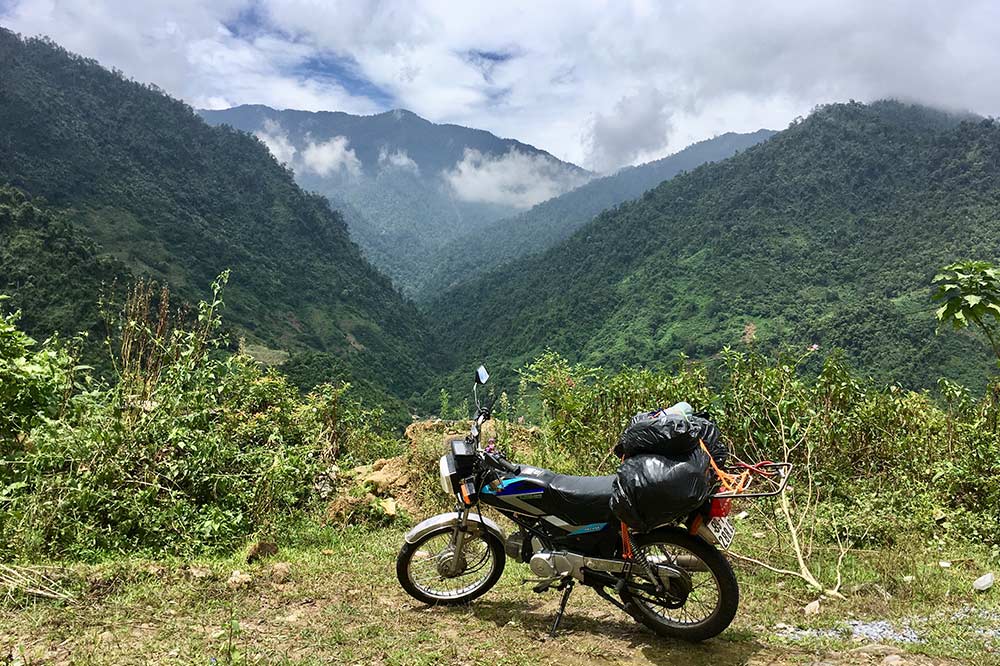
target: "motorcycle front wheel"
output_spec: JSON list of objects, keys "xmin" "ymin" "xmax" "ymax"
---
[
  {"xmin": 396, "ymin": 524, "xmax": 506, "ymax": 605},
  {"xmin": 621, "ymin": 529, "xmax": 739, "ymax": 642}
]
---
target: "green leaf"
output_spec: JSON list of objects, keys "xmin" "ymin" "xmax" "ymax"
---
[{"xmin": 964, "ymin": 295, "xmax": 983, "ymax": 306}]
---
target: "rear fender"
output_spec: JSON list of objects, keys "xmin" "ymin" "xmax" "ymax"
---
[{"xmin": 403, "ymin": 512, "xmax": 506, "ymax": 544}]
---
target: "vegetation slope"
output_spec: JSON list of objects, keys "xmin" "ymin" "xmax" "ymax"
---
[
  {"xmin": 0, "ymin": 29, "xmax": 439, "ymax": 406},
  {"xmin": 417, "ymin": 129, "xmax": 776, "ymax": 299},
  {"xmin": 429, "ymin": 101, "xmax": 998, "ymax": 392}
]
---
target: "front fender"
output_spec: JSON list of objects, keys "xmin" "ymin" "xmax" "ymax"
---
[{"xmin": 403, "ymin": 512, "xmax": 506, "ymax": 544}]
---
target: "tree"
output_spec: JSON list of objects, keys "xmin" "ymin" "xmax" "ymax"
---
[{"xmin": 932, "ymin": 260, "xmax": 1000, "ymax": 363}]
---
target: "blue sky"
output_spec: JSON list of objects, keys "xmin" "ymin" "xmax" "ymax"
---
[{"xmin": 4, "ymin": 1, "xmax": 1000, "ymax": 171}]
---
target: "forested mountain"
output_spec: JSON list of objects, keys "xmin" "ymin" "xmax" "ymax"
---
[
  {"xmin": 428, "ymin": 101, "xmax": 997, "ymax": 391},
  {"xmin": 0, "ymin": 186, "xmax": 129, "ymax": 369},
  {"xmin": 0, "ymin": 29, "xmax": 440, "ymax": 406},
  {"xmin": 416, "ymin": 130, "xmax": 775, "ymax": 299},
  {"xmin": 199, "ymin": 105, "xmax": 591, "ymax": 293}
]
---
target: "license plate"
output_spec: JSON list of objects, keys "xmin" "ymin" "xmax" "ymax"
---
[{"xmin": 706, "ymin": 517, "xmax": 735, "ymax": 549}]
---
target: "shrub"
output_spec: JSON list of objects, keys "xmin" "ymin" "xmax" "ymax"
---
[
  {"xmin": 0, "ymin": 276, "xmax": 394, "ymax": 560},
  {"xmin": 519, "ymin": 348, "xmax": 1000, "ymax": 544}
]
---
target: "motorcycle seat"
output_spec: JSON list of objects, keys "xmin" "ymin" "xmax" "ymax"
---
[{"xmin": 545, "ymin": 474, "xmax": 616, "ymax": 525}]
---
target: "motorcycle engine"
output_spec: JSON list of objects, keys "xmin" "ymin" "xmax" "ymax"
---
[{"xmin": 529, "ymin": 551, "xmax": 572, "ymax": 579}]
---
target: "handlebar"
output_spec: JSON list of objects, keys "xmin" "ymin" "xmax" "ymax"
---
[{"xmin": 482, "ymin": 450, "xmax": 520, "ymax": 476}]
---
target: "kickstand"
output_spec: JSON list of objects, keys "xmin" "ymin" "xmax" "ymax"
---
[{"xmin": 549, "ymin": 579, "xmax": 574, "ymax": 638}]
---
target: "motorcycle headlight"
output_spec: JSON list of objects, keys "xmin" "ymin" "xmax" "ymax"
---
[{"xmin": 439, "ymin": 454, "xmax": 455, "ymax": 496}]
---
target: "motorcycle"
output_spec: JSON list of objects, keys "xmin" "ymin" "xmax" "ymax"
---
[{"xmin": 396, "ymin": 365, "xmax": 786, "ymax": 641}]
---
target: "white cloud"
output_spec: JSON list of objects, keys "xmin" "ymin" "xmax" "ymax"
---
[
  {"xmin": 253, "ymin": 120, "xmax": 361, "ymax": 177},
  {"xmin": 378, "ymin": 147, "xmax": 419, "ymax": 174},
  {"xmin": 254, "ymin": 118, "xmax": 297, "ymax": 166},
  {"xmin": 5, "ymin": 1, "xmax": 1000, "ymax": 170},
  {"xmin": 301, "ymin": 135, "xmax": 362, "ymax": 178},
  {"xmin": 444, "ymin": 148, "xmax": 590, "ymax": 209}
]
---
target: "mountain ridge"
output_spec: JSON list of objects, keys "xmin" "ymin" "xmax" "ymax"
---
[
  {"xmin": 427, "ymin": 100, "xmax": 997, "ymax": 392},
  {"xmin": 199, "ymin": 104, "xmax": 591, "ymax": 293},
  {"xmin": 415, "ymin": 129, "xmax": 776, "ymax": 299}
]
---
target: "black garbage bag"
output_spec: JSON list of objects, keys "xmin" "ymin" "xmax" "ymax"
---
[
  {"xmin": 615, "ymin": 409, "xmax": 727, "ymax": 466},
  {"xmin": 609, "ymin": 448, "xmax": 712, "ymax": 532},
  {"xmin": 696, "ymin": 417, "xmax": 728, "ymax": 468}
]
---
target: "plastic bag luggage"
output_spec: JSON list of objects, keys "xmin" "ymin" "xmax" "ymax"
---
[
  {"xmin": 615, "ymin": 402, "xmax": 727, "ymax": 467},
  {"xmin": 609, "ymin": 448, "xmax": 712, "ymax": 532}
]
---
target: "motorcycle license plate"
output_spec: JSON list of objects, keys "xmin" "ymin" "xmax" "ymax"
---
[{"xmin": 707, "ymin": 517, "xmax": 735, "ymax": 549}]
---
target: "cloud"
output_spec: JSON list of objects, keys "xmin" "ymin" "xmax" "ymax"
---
[
  {"xmin": 444, "ymin": 148, "xmax": 590, "ymax": 209},
  {"xmin": 378, "ymin": 147, "xmax": 419, "ymax": 173},
  {"xmin": 301, "ymin": 135, "xmax": 362, "ymax": 177},
  {"xmin": 586, "ymin": 89, "xmax": 674, "ymax": 174},
  {"xmin": 254, "ymin": 118, "xmax": 297, "ymax": 165},
  {"xmin": 5, "ymin": 1, "xmax": 1000, "ymax": 170},
  {"xmin": 253, "ymin": 119, "xmax": 360, "ymax": 177}
]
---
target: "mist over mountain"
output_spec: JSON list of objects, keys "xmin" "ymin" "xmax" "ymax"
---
[
  {"xmin": 416, "ymin": 130, "xmax": 775, "ymax": 299},
  {"xmin": 199, "ymin": 105, "xmax": 591, "ymax": 293},
  {"xmin": 428, "ymin": 101, "xmax": 997, "ymax": 392}
]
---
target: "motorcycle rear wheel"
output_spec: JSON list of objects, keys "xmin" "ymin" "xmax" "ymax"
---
[
  {"xmin": 621, "ymin": 529, "xmax": 739, "ymax": 642},
  {"xmin": 396, "ymin": 525, "xmax": 506, "ymax": 605}
]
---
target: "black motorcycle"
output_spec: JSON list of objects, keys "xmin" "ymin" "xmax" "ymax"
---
[{"xmin": 396, "ymin": 365, "xmax": 785, "ymax": 641}]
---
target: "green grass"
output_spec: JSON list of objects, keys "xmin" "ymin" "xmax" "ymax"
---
[{"xmin": 2, "ymin": 520, "xmax": 997, "ymax": 665}]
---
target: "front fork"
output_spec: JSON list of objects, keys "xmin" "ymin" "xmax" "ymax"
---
[{"xmin": 448, "ymin": 504, "xmax": 472, "ymax": 576}]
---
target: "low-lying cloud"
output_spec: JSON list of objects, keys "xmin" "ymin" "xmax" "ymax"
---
[
  {"xmin": 254, "ymin": 119, "xmax": 361, "ymax": 178},
  {"xmin": 254, "ymin": 118, "xmax": 297, "ymax": 166},
  {"xmin": 378, "ymin": 147, "xmax": 419, "ymax": 173},
  {"xmin": 301, "ymin": 135, "xmax": 362, "ymax": 177},
  {"xmin": 444, "ymin": 148, "xmax": 590, "ymax": 209}
]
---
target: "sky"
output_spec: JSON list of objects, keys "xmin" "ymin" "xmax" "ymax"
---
[{"xmin": 3, "ymin": 0, "xmax": 1000, "ymax": 173}]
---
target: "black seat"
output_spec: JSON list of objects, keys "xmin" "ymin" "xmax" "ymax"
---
[{"xmin": 545, "ymin": 474, "xmax": 616, "ymax": 525}]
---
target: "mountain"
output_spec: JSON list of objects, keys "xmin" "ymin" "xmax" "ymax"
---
[
  {"xmin": 198, "ymin": 105, "xmax": 591, "ymax": 293},
  {"xmin": 428, "ymin": 101, "xmax": 998, "ymax": 392},
  {"xmin": 0, "ymin": 29, "xmax": 440, "ymax": 409},
  {"xmin": 416, "ymin": 130, "xmax": 775, "ymax": 299}
]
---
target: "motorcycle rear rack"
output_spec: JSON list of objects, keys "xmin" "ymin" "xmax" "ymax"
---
[{"xmin": 710, "ymin": 461, "xmax": 792, "ymax": 499}]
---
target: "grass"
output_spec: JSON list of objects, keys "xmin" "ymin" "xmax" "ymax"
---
[{"xmin": 2, "ymin": 518, "xmax": 998, "ymax": 666}]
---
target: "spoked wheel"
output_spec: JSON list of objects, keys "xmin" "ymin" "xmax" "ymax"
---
[
  {"xmin": 396, "ymin": 526, "xmax": 506, "ymax": 605},
  {"xmin": 621, "ymin": 530, "xmax": 739, "ymax": 642}
]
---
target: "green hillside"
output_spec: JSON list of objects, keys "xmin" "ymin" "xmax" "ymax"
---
[
  {"xmin": 0, "ymin": 30, "xmax": 440, "ymax": 405},
  {"xmin": 416, "ymin": 130, "xmax": 775, "ymax": 299},
  {"xmin": 199, "ymin": 105, "xmax": 591, "ymax": 294},
  {"xmin": 0, "ymin": 186, "xmax": 129, "ymax": 371},
  {"xmin": 428, "ymin": 101, "xmax": 998, "ymax": 391}
]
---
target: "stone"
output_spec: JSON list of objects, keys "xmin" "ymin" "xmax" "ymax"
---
[
  {"xmin": 188, "ymin": 565, "xmax": 213, "ymax": 579},
  {"xmin": 226, "ymin": 570, "xmax": 252, "ymax": 588},
  {"xmin": 804, "ymin": 599, "xmax": 820, "ymax": 616},
  {"xmin": 882, "ymin": 656, "xmax": 905, "ymax": 665},
  {"xmin": 974, "ymin": 572, "xmax": 995, "ymax": 592},
  {"xmin": 270, "ymin": 562, "xmax": 292, "ymax": 584},
  {"xmin": 938, "ymin": 560, "xmax": 952, "ymax": 568},
  {"xmin": 377, "ymin": 497, "xmax": 398, "ymax": 517}
]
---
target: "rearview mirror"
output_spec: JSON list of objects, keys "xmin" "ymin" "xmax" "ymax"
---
[{"xmin": 475, "ymin": 365, "xmax": 490, "ymax": 385}]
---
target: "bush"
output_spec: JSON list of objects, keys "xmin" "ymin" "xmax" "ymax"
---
[
  {"xmin": 0, "ymin": 277, "xmax": 397, "ymax": 560},
  {"xmin": 0, "ymin": 298, "xmax": 76, "ymax": 443},
  {"xmin": 519, "ymin": 348, "xmax": 1000, "ymax": 545}
]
